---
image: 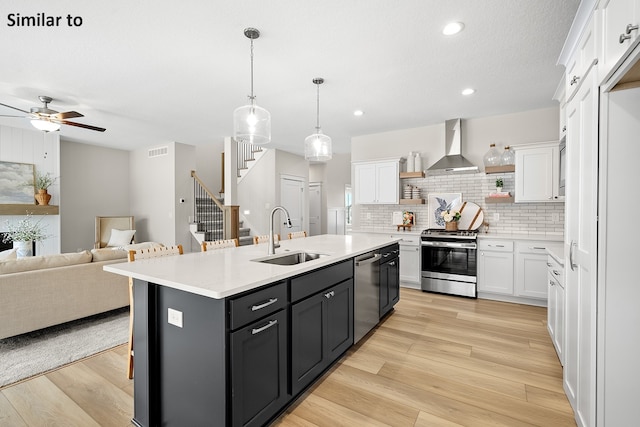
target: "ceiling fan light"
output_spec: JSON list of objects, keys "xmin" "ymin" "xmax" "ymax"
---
[
  {"xmin": 30, "ymin": 119, "xmax": 60, "ymax": 132},
  {"xmin": 304, "ymin": 132, "xmax": 332, "ymax": 162},
  {"xmin": 233, "ymin": 102, "xmax": 271, "ymax": 145}
]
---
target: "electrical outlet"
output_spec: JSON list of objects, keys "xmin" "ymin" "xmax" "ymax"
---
[
  {"xmin": 168, "ymin": 308, "xmax": 183, "ymax": 328},
  {"xmin": 493, "ymin": 212, "xmax": 499, "ymax": 222},
  {"xmin": 552, "ymin": 212, "xmax": 559, "ymax": 223}
]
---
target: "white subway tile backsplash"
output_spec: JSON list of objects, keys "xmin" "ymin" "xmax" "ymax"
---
[{"xmin": 360, "ymin": 172, "xmax": 564, "ymax": 235}]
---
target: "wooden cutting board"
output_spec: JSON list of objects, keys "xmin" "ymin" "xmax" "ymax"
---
[{"xmin": 454, "ymin": 201, "xmax": 484, "ymax": 230}]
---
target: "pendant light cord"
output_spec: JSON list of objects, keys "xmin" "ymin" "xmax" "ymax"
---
[
  {"xmin": 315, "ymin": 82, "xmax": 321, "ymax": 131},
  {"xmin": 249, "ymin": 38, "xmax": 255, "ymax": 101}
]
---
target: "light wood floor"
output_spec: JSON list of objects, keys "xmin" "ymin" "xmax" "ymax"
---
[{"xmin": 0, "ymin": 289, "xmax": 575, "ymax": 426}]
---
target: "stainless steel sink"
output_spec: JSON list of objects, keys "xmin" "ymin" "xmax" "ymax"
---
[{"xmin": 252, "ymin": 251, "xmax": 329, "ymax": 266}]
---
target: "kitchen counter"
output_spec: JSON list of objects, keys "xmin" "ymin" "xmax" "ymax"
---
[
  {"xmin": 350, "ymin": 228, "xmax": 423, "ymax": 236},
  {"xmin": 104, "ymin": 234, "xmax": 398, "ymax": 299}
]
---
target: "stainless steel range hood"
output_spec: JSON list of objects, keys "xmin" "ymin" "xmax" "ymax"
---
[{"xmin": 427, "ymin": 119, "xmax": 479, "ymax": 175}]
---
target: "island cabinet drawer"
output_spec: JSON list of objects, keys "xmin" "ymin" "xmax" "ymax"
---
[
  {"xmin": 478, "ymin": 240, "xmax": 514, "ymax": 252},
  {"xmin": 291, "ymin": 259, "xmax": 353, "ymax": 303},
  {"xmin": 228, "ymin": 281, "xmax": 288, "ymax": 330}
]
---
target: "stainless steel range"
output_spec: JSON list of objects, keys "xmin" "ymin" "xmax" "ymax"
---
[{"xmin": 421, "ymin": 229, "xmax": 478, "ymax": 298}]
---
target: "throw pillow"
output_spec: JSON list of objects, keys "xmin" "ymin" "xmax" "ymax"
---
[
  {"xmin": 0, "ymin": 248, "xmax": 17, "ymax": 260},
  {"xmin": 107, "ymin": 229, "xmax": 136, "ymax": 247},
  {"xmin": 91, "ymin": 248, "xmax": 128, "ymax": 262}
]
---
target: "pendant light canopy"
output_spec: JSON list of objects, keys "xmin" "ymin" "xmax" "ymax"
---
[
  {"xmin": 234, "ymin": 27, "xmax": 271, "ymax": 145},
  {"xmin": 304, "ymin": 78, "xmax": 332, "ymax": 162}
]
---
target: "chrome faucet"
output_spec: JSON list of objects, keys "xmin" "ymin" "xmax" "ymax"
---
[{"xmin": 268, "ymin": 206, "xmax": 292, "ymax": 255}]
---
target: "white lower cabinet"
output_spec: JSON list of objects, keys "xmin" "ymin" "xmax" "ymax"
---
[
  {"xmin": 478, "ymin": 238, "xmax": 561, "ymax": 306},
  {"xmin": 547, "ymin": 254, "xmax": 565, "ymax": 365},
  {"xmin": 514, "ymin": 242, "xmax": 551, "ymax": 299},
  {"xmin": 391, "ymin": 234, "xmax": 420, "ymax": 285},
  {"xmin": 477, "ymin": 240, "xmax": 514, "ymax": 294}
]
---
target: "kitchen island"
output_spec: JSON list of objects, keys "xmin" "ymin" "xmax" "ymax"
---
[{"xmin": 104, "ymin": 234, "xmax": 399, "ymax": 427}]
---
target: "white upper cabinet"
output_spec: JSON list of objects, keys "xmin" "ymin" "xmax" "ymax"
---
[
  {"xmin": 513, "ymin": 141, "xmax": 562, "ymax": 203},
  {"xmin": 565, "ymin": 16, "xmax": 598, "ymax": 100},
  {"xmin": 353, "ymin": 160, "xmax": 399, "ymax": 204},
  {"xmin": 601, "ymin": 0, "xmax": 640, "ymax": 80}
]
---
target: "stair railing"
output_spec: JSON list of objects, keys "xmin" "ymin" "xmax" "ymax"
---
[
  {"xmin": 191, "ymin": 171, "xmax": 239, "ymax": 241},
  {"xmin": 236, "ymin": 141, "xmax": 263, "ymax": 177}
]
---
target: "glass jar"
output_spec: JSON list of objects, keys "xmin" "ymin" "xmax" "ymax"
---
[
  {"xmin": 500, "ymin": 146, "xmax": 515, "ymax": 166},
  {"xmin": 483, "ymin": 143, "xmax": 501, "ymax": 167}
]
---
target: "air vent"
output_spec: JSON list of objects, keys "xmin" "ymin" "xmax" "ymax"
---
[{"xmin": 148, "ymin": 146, "xmax": 168, "ymax": 158}]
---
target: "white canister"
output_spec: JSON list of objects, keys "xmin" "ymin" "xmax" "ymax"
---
[
  {"xmin": 414, "ymin": 154, "xmax": 422, "ymax": 172},
  {"xmin": 406, "ymin": 152, "xmax": 415, "ymax": 172}
]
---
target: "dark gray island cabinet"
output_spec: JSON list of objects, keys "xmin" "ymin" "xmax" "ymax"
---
[{"xmin": 130, "ymin": 252, "xmax": 391, "ymax": 427}]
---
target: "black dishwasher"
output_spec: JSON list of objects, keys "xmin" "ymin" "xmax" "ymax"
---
[{"xmin": 379, "ymin": 244, "xmax": 400, "ymax": 318}]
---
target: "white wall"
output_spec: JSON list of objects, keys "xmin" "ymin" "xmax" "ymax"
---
[
  {"xmin": 310, "ymin": 153, "xmax": 351, "ymax": 234},
  {"xmin": 129, "ymin": 142, "xmax": 196, "ymax": 249},
  {"xmin": 237, "ymin": 149, "xmax": 277, "ymax": 236},
  {"xmin": 351, "ymin": 107, "xmax": 563, "ymax": 234},
  {"xmin": 0, "ymin": 125, "xmax": 60, "ymax": 255},
  {"xmin": 60, "ymin": 140, "xmax": 130, "ymax": 252},
  {"xmin": 195, "ymin": 137, "xmax": 224, "ymax": 197}
]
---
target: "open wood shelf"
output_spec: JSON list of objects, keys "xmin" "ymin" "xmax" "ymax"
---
[
  {"xmin": 485, "ymin": 196, "xmax": 514, "ymax": 203},
  {"xmin": 485, "ymin": 165, "xmax": 515, "ymax": 174},
  {"xmin": 0, "ymin": 204, "xmax": 59, "ymax": 215},
  {"xmin": 399, "ymin": 171, "xmax": 425, "ymax": 179},
  {"xmin": 400, "ymin": 199, "xmax": 425, "ymax": 205}
]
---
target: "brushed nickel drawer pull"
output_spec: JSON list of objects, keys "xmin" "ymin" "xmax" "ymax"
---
[
  {"xmin": 251, "ymin": 298, "xmax": 278, "ymax": 311},
  {"xmin": 251, "ymin": 319, "xmax": 278, "ymax": 335}
]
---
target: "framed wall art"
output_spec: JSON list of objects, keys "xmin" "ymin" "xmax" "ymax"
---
[
  {"xmin": 427, "ymin": 192, "xmax": 462, "ymax": 229},
  {"xmin": 0, "ymin": 161, "xmax": 35, "ymax": 204}
]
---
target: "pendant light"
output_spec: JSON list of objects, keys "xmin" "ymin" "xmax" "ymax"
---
[
  {"xmin": 304, "ymin": 78, "xmax": 332, "ymax": 162},
  {"xmin": 233, "ymin": 27, "xmax": 271, "ymax": 145}
]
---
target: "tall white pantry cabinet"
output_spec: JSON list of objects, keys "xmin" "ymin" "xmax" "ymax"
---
[{"xmin": 558, "ymin": 1, "xmax": 640, "ymax": 426}]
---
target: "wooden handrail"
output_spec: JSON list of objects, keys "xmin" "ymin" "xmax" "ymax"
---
[{"xmin": 191, "ymin": 170, "xmax": 225, "ymax": 211}]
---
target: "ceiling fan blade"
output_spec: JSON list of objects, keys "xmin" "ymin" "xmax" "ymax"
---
[
  {"xmin": 0, "ymin": 102, "xmax": 30, "ymax": 114},
  {"xmin": 57, "ymin": 119, "xmax": 106, "ymax": 132},
  {"xmin": 0, "ymin": 114, "xmax": 26, "ymax": 118},
  {"xmin": 52, "ymin": 111, "xmax": 83, "ymax": 120}
]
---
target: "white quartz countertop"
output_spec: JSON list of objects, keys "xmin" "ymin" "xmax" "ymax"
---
[{"xmin": 104, "ymin": 234, "xmax": 399, "ymax": 299}]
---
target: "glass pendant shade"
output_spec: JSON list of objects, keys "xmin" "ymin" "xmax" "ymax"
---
[
  {"xmin": 233, "ymin": 100, "xmax": 271, "ymax": 145},
  {"xmin": 304, "ymin": 131, "xmax": 332, "ymax": 162},
  {"xmin": 304, "ymin": 77, "xmax": 332, "ymax": 162},
  {"xmin": 30, "ymin": 119, "xmax": 60, "ymax": 132},
  {"xmin": 234, "ymin": 27, "xmax": 271, "ymax": 145}
]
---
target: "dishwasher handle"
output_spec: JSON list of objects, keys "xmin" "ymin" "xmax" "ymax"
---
[{"xmin": 355, "ymin": 253, "xmax": 382, "ymax": 266}]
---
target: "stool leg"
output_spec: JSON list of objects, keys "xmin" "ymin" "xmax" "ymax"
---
[{"xmin": 127, "ymin": 278, "xmax": 134, "ymax": 379}]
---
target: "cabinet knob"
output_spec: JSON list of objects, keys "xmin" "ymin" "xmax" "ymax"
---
[
  {"xmin": 324, "ymin": 290, "xmax": 335, "ymax": 299},
  {"xmin": 620, "ymin": 33, "xmax": 632, "ymax": 43},
  {"xmin": 570, "ymin": 75, "xmax": 580, "ymax": 85},
  {"xmin": 626, "ymin": 23, "xmax": 639, "ymax": 34},
  {"xmin": 389, "ymin": 261, "xmax": 396, "ymax": 266},
  {"xmin": 550, "ymin": 280, "xmax": 555, "ymax": 287},
  {"xmin": 562, "ymin": 125, "xmax": 566, "ymax": 132}
]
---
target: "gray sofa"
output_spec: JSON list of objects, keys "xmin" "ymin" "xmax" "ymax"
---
[{"xmin": 0, "ymin": 249, "xmax": 130, "ymax": 340}]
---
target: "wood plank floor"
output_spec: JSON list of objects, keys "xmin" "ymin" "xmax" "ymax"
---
[{"xmin": 0, "ymin": 289, "xmax": 575, "ymax": 426}]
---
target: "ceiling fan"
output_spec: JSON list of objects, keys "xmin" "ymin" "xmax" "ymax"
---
[{"xmin": 0, "ymin": 95, "xmax": 106, "ymax": 132}]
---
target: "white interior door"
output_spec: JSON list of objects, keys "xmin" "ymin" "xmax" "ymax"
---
[
  {"xmin": 309, "ymin": 183, "xmax": 322, "ymax": 236},
  {"xmin": 280, "ymin": 177, "xmax": 304, "ymax": 236}
]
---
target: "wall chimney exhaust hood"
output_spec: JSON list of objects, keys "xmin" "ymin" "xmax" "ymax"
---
[{"xmin": 427, "ymin": 118, "xmax": 479, "ymax": 175}]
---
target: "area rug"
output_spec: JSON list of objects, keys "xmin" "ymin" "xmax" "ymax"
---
[{"xmin": 0, "ymin": 307, "xmax": 129, "ymax": 388}]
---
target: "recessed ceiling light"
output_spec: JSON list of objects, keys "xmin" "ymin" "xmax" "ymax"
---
[
  {"xmin": 461, "ymin": 88, "xmax": 475, "ymax": 96},
  {"xmin": 443, "ymin": 22, "xmax": 464, "ymax": 36},
  {"xmin": 353, "ymin": 110, "xmax": 364, "ymax": 116}
]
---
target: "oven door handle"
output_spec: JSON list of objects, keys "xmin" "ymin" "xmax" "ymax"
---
[{"xmin": 421, "ymin": 241, "xmax": 477, "ymax": 249}]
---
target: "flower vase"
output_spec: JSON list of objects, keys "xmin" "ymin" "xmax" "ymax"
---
[
  {"xmin": 35, "ymin": 189, "xmax": 51, "ymax": 206},
  {"xmin": 445, "ymin": 221, "xmax": 458, "ymax": 231},
  {"xmin": 496, "ymin": 187, "xmax": 503, "ymax": 193},
  {"xmin": 13, "ymin": 241, "xmax": 33, "ymax": 257}
]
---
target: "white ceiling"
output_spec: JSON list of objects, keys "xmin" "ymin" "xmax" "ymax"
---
[{"xmin": 0, "ymin": 0, "xmax": 580, "ymax": 155}]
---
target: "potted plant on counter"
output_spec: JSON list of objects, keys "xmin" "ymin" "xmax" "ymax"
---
[
  {"xmin": 34, "ymin": 172, "xmax": 57, "ymax": 206},
  {"xmin": 3, "ymin": 213, "xmax": 49, "ymax": 257}
]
